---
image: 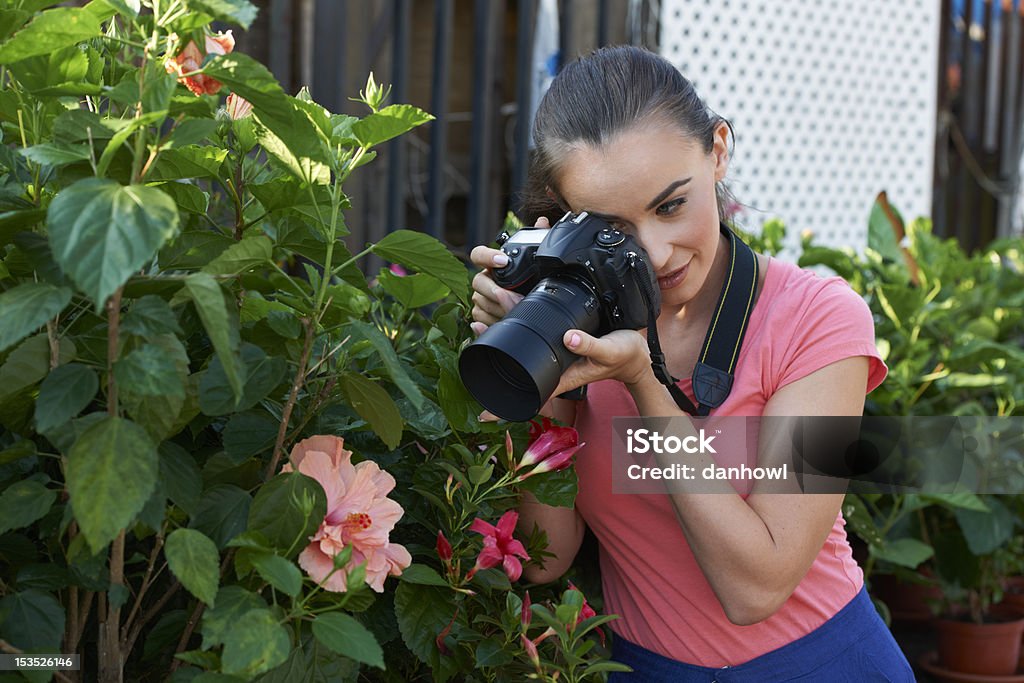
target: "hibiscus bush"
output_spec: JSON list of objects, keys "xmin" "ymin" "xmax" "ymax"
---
[{"xmin": 0, "ymin": 2, "xmax": 622, "ymax": 682}]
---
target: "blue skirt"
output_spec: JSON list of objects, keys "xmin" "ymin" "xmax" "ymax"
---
[{"xmin": 608, "ymin": 587, "xmax": 914, "ymax": 682}]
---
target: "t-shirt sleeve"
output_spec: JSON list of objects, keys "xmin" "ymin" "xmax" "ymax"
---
[{"xmin": 773, "ymin": 277, "xmax": 887, "ymax": 395}]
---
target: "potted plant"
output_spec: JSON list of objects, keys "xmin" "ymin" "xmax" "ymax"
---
[{"xmin": 928, "ymin": 496, "xmax": 1024, "ymax": 676}]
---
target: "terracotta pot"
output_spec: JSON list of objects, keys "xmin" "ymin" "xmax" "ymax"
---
[
  {"xmin": 936, "ymin": 610, "xmax": 1024, "ymax": 676},
  {"xmin": 1004, "ymin": 579, "xmax": 1024, "ymax": 672}
]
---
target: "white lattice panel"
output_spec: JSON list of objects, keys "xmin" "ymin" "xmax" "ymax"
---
[{"xmin": 660, "ymin": 0, "xmax": 940, "ymax": 259}]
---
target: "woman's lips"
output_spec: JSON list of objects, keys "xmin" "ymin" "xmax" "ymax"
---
[{"xmin": 657, "ymin": 263, "xmax": 689, "ymax": 290}]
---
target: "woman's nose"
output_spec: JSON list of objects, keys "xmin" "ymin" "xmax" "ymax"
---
[{"xmin": 635, "ymin": 230, "xmax": 672, "ymax": 273}]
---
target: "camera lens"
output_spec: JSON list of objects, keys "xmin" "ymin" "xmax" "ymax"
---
[{"xmin": 459, "ymin": 275, "xmax": 601, "ymax": 421}]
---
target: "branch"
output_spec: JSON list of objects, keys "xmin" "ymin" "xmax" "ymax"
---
[
  {"xmin": 265, "ymin": 319, "xmax": 315, "ymax": 480},
  {"xmin": 120, "ymin": 528, "xmax": 166, "ymax": 647}
]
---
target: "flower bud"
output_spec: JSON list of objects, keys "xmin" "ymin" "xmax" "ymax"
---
[{"xmin": 436, "ymin": 530, "xmax": 453, "ymax": 563}]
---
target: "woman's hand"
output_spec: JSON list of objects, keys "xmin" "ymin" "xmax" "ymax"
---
[
  {"xmin": 468, "ymin": 217, "xmax": 551, "ymax": 334},
  {"xmin": 550, "ymin": 327, "xmax": 652, "ymax": 396}
]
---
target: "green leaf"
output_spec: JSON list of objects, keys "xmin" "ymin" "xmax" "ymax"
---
[
  {"xmin": 247, "ymin": 472, "xmax": 326, "ymax": 558},
  {"xmin": 868, "ymin": 195, "xmax": 905, "ymax": 265},
  {"xmin": 0, "ymin": 480, "xmax": 56, "ymax": 535},
  {"xmin": 0, "ymin": 208, "xmax": 47, "ymax": 248},
  {"xmin": 165, "ymin": 529, "xmax": 220, "ymax": 606},
  {"xmin": 189, "ymin": 0, "xmax": 258, "ymax": 29},
  {"xmin": 250, "ymin": 553, "xmax": 302, "ymax": 598},
  {"xmin": 223, "ymin": 410, "xmax": 279, "ymax": 460},
  {"xmin": 221, "ymin": 608, "xmax": 290, "ymax": 677},
  {"xmin": 34, "ymin": 363, "xmax": 98, "ymax": 433},
  {"xmin": 0, "ymin": 333, "xmax": 75, "ymax": 403},
  {"xmin": 349, "ymin": 320, "xmax": 424, "ymax": 410},
  {"xmin": 872, "ymin": 538, "xmax": 933, "ymax": 569},
  {"xmin": 155, "ymin": 181, "xmax": 210, "ymax": 215},
  {"xmin": 6, "ymin": 44, "xmax": 96, "ymax": 96},
  {"xmin": 202, "ymin": 235, "xmax": 272, "ymax": 276},
  {"xmin": 20, "ymin": 142, "xmax": 91, "ymax": 166},
  {"xmin": 0, "ymin": 282, "xmax": 72, "ymax": 352},
  {"xmin": 204, "ymin": 54, "xmax": 329, "ymax": 185},
  {"xmin": 166, "ymin": 119, "xmax": 219, "ymax": 149},
  {"xmin": 48, "ymin": 178, "xmax": 180, "ymax": 310},
  {"xmin": 200, "ymin": 586, "xmax": 268, "ymax": 650},
  {"xmin": 518, "ymin": 466, "xmax": 578, "ymax": 508},
  {"xmin": 956, "ymin": 497, "xmax": 1016, "ymax": 555},
  {"xmin": 199, "ymin": 343, "xmax": 285, "ymax": 416},
  {"xmin": 377, "ymin": 269, "xmax": 449, "ymax": 308},
  {"xmin": 394, "ymin": 582, "xmax": 453, "ymax": 671},
  {"xmin": 121, "ymin": 295, "xmax": 182, "ymax": 338},
  {"xmin": 397, "ymin": 564, "xmax": 448, "ymax": 587},
  {"xmin": 351, "ymin": 104, "xmax": 434, "ymax": 146},
  {"xmin": 184, "ymin": 272, "xmax": 245, "ymax": 402},
  {"xmin": 0, "ymin": 7, "xmax": 101, "ymax": 62},
  {"xmin": 372, "ymin": 230, "xmax": 469, "ymax": 303},
  {"xmin": 0, "ymin": 10, "xmax": 31, "ymax": 42},
  {"xmin": 67, "ymin": 416, "xmax": 158, "ymax": 553},
  {"xmin": 0, "ymin": 590, "xmax": 65, "ymax": 652},
  {"xmin": 190, "ymin": 484, "xmax": 252, "ymax": 549},
  {"xmin": 312, "ymin": 612, "xmax": 384, "ymax": 669},
  {"xmin": 147, "ymin": 146, "xmax": 229, "ymax": 181},
  {"xmin": 475, "ymin": 638, "xmax": 512, "ymax": 668},
  {"xmin": 340, "ymin": 372, "xmax": 403, "ymax": 450},
  {"xmin": 115, "ymin": 343, "xmax": 186, "ymax": 398},
  {"xmin": 159, "ymin": 442, "xmax": 202, "ymax": 516}
]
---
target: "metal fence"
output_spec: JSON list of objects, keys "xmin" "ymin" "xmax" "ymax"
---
[
  {"xmin": 934, "ymin": 0, "xmax": 1024, "ymax": 250},
  {"xmin": 236, "ymin": 0, "xmax": 1023, "ymax": 259}
]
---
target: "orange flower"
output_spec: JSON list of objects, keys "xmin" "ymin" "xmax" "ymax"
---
[
  {"xmin": 168, "ymin": 30, "xmax": 234, "ymax": 96},
  {"xmin": 282, "ymin": 436, "xmax": 411, "ymax": 592}
]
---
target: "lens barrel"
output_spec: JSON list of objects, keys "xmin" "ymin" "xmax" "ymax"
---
[{"xmin": 459, "ymin": 276, "xmax": 601, "ymax": 421}]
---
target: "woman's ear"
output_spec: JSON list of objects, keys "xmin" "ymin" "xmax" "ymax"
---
[{"xmin": 712, "ymin": 122, "xmax": 731, "ymax": 182}]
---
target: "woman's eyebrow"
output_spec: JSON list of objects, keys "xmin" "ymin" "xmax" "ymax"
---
[{"xmin": 645, "ymin": 178, "xmax": 692, "ymax": 210}]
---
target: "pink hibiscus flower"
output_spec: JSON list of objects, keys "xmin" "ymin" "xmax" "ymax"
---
[
  {"xmin": 282, "ymin": 435, "xmax": 411, "ymax": 592},
  {"xmin": 466, "ymin": 510, "xmax": 530, "ymax": 582}
]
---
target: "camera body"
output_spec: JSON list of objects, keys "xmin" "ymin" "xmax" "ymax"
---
[
  {"xmin": 458, "ymin": 212, "xmax": 660, "ymax": 421},
  {"xmin": 492, "ymin": 211, "xmax": 659, "ymax": 333}
]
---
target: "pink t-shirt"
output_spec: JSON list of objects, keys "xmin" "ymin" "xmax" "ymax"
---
[{"xmin": 572, "ymin": 257, "xmax": 888, "ymax": 667}]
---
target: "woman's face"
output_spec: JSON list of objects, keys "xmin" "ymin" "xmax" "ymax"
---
[{"xmin": 552, "ymin": 121, "xmax": 730, "ymax": 311}]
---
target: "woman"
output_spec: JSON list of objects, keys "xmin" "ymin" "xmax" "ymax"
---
[{"xmin": 470, "ymin": 46, "xmax": 913, "ymax": 682}]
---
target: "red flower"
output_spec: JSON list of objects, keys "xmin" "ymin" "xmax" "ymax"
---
[
  {"xmin": 466, "ymin": 510, "xmax": 530, "ymax": 582},
  {"xmin": 436, "ymin": 530, "xmax": 452, "ymax": 563},
  {"xmin": 521, "ymin": 634, "xmax": 541, "ymax": 670},
  {"xmin": 568, "ymin": 581, "xmax": 604, "ymax": 645},
  {"xmin": 517, "ymin": 419, "xmax": 583, "ymax": 476},
  {"xmin": 521, "ymin": 590, "xmax": 532, "ymax": 629}
]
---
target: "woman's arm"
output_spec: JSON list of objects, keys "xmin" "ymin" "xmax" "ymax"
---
[{"xmin": 630, "ymin": 356, "xmax": 868, "ymax": 625}]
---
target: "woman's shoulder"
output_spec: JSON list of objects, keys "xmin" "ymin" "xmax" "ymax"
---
[{"xmin": 758, "ymin": 257, "xmax": 868, "ymax": 324}]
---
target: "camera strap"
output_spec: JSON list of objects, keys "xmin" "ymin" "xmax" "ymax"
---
[{"xmin": 635, "ymin": 224, "xmax": 759, "ymax": 417}]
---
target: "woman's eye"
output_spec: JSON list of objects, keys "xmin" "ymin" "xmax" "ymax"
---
[{"xmin": 657, "ymin": 197, "xmax": 687, "ymax": 215}]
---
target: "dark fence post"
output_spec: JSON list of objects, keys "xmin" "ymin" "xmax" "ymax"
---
[
  {"xmin": 512, "ymin": 0, "xmax": 537, "ymax": 203},
  {"xmin": 427, "ymin": 0, "xmax": 454, "ymax": 240},
  {"xmin": 467, "ymin": 0, "xmax": 500, "ymax": 247},
  {"xmin": 386, "ymin": 0, "xmax": 411, "ymax": 234}
]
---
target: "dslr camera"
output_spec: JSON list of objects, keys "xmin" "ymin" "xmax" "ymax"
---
[{"xmin": 459, "ymin": 211, "xmax": 660, "ymax": 421}]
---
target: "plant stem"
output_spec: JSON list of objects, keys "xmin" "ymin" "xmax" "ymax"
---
[
  {"xmin": 106, "ymin": 287, "xmax": 123, "ymax": 415},
  {"xmin": 266, "ymin": 318, "xmax": 316, "ymax": 479},
  {"xmin": 120, "ymin": 526, "xmax": 166, "ymax": 646}
]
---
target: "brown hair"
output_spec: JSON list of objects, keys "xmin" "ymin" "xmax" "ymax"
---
[{"xmin": 520, "ymin": 45, "xmax": 736, "ymax": 225}]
